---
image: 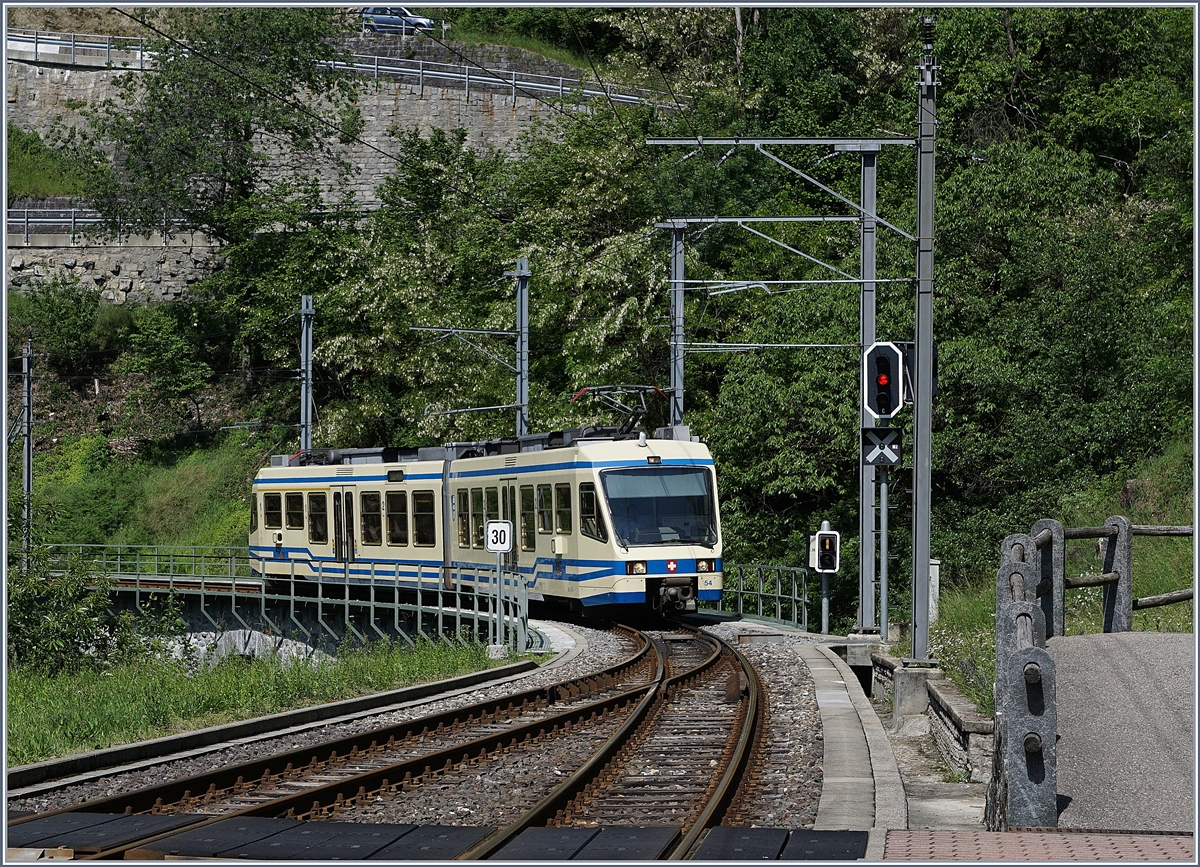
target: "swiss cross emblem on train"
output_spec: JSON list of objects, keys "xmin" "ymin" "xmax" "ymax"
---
[{"xmin": 667, "ymin": 560, "xmax": 678, "ymax": 572}]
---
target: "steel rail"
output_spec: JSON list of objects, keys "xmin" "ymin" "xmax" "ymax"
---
[
  {"xmin": 9, "ymin": 626, "xmax": 649, "ymax": 826},
  {"xmin": 454, "ymin": 630, "xmax": 704, "ymax": 860},
  {"xmin": 665, "ymin": 639, "xmax": 763, "ymax": 859},
  {"xmin": 86, "ymin": 662, "xmax": 662, "ymax": 859}
]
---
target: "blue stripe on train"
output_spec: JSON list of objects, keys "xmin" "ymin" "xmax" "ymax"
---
[{"xmin": 252, "ymin": 549, "xmax": 721, "ymax": 581}]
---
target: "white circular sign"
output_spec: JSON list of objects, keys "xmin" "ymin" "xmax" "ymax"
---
[{"xmin": 485, "ymin": 520, "xmax": 513, "ymax": 553}]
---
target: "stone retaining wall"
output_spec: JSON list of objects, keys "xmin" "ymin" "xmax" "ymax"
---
[
  {"xmin": 926, "ymin": 677, "xmax": 994, "ymax": 783},
  {"xmin": 872, "ymin": 651, "xmax": 994, "ymax": 783},
  {"xmin": 7, "ymin": 233, "xmax": 222, "ymax": 303}
]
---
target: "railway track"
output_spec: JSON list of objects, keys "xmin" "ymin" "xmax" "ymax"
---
[{"xmin": 7, "ymin": 623, "xmax": 767, "ymax": 861}]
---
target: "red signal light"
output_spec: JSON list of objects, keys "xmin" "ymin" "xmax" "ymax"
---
[{"xmin": 876, "ymin": 373, "xmax": 890, "ymax": 386}]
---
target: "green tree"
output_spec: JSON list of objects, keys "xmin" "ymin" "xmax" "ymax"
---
[
  {"xmin": 115, "ymin": 307, "xmax": 213, "ymax": 427},
  {"xmin": 78, "ymin": 8, "xmax": 360, "ymax": 244}
]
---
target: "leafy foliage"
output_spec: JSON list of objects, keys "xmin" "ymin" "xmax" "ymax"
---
[
  {"xmin": 6, "ymin": 123, "xmax": 86, "ymax": 203},
  {"xmin": 12, "ymin": 8, "xmax": 1193, "ymax": 630},
  {"xmin": 76, "ymin": 8, "xmax": 359, "ymax": 243},
  {"xmin": 6, "ymin": 548, "xmax": 185, "ymax": 676}
]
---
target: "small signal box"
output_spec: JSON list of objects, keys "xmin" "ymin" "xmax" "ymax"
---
[{"xmin": 810, "ymin": 527, "xmax": 841, "ymax": 574}]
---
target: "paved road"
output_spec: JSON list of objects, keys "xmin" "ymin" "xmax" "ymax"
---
[{"xmin": 1048, "ymin": 631, "xmax": 1194, "ymax": 832}]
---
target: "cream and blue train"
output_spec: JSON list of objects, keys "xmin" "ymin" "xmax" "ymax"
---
[{"xmin": 248, "ymin": 428, "xmax": 723, "ymax": 613}]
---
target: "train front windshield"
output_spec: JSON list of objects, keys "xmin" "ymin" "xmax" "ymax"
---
[{"xmin": 601, "ymin": 466, "xmax": 718, "ymax": 547}]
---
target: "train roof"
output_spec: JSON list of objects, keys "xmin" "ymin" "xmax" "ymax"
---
[{"xmin": 268, "ymin": 425, "xmax": 701, "ymax": 468}]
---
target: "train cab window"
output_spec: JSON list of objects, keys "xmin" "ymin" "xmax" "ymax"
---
[
  {"xmin": 308, "ymin": 493, "xmax": 328, "ymax": 544},
  {"xmin": 456, "ymin": 490, "xmax": 469, "ymax": 548},
  {"xmin": 485, "ymin": 487, "xmax": 499, "ymax": 524},
  {"xmin": 520, "ymin": 485, "xmax": 536, "ymax": 551},
  {"xmin": 264, "ymin": 493, "xmax": 282, "ymax": 529},
  {"xmin": 250, "ymin": 495, "xmax": 258, "ymax": 533},
  {"xmin": 361, "ymin": 492, "xmax": 382, "ymax": 545},
  {"xmin": 413, "ymin": 490, "xmax": 436, "ymax": 547},
  {"xmin": 579, "ymin": 483, "xmax": 608, "ymax": 543},
  {"xmin": 387, "ymin": 491, "xmax": 409, "ymax": 545},
  {"xmin": 285, "ymin": 493, "xmax": 305, "ymax": 530},
  {"xmin": 471, "ymin": 488, "xmax": 485, "ymax": 548},
  {"xmin": 555, "ymin": 483, "xmax": 572, "ymax": 534},
  {"xmin": 536, "ymin": 484, "xmax": 553, "ymax": 533}
]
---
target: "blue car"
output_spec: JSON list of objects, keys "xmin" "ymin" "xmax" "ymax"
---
[{"xmin": 361, "ymin": 7, "xmax": 436, "ymax": 34}]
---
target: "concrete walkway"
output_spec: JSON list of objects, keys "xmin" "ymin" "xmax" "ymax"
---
[
  {"xmin": 1049, "ymin": 631, "xmax": 1194, "ymax": 832},
  {"xmin": 693, "ymin": 614, "xmax": 1194, "ymax": 861}
]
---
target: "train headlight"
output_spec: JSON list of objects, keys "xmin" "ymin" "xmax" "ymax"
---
[
  {"xmin": 626, "ymin": 561, "xmax": 647, "ymax": 575},
  {"xmin": 696, "ymin": 559, "xmax": 714, "ymax": 573}
]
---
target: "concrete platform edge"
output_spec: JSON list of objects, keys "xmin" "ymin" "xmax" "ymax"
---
[{"xmin": 815, "ymin": 644, "xmax": 908, "ymax": 832}]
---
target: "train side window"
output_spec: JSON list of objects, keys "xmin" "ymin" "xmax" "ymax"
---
[
  {"xmin": 308, "ymin": 493, "xmax": 328, "ymax": 544},
  {"xmin": 520, "ymin": 485, "xmax": 536, "ymax": 551},
  {"xmin": 555, "ymin": 483, "xmax": 572, "ymax": 534},
  {"xmin": 361, "ymin": 492, "xmax": 382, "ymax": 545},
  {"xmin": 285, "ymin": 493, "xmax": 305, "ymax": 530},
  {"xmin": 387, "ymin": 491, "xmax": 409, "ymax": 546},
  {"xmin": 471, "ymin": 488, "xmax": 485, "ymax": 548},
  {"xmin": 579, "ymin": 482, "xmax": 607, "ymax": 542},
  {"xmin": 456, "ymin": 490, "xmax": 469, "ymax": 548},
  {"xmin": 264, "ymin": 493, "xmax": 282, "ymax": 529},
  {"xmin": 536, "ymin": 484, "xmax": 553, "ymax": 533},
  {"xmin": 413, "ymin": 490, "xmax": 436, "ymax": 547},
  {"xmin": 250, "ymin": 495, "xmax": 258, "ymax": 533},
  {"xmin": 485, "ymin": 487, "xmax": 499, "ymax": 524}
]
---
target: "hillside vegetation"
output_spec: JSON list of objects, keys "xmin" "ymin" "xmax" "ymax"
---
[
  {"xmin": 930, "ymin": 434, "xmax": 1193, "ymax": 714},
  {"xmin": 7, "ymin": 8, "xmax": 1193, "ymax": 638}
]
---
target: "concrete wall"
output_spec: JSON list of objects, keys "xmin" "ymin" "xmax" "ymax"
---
[
  {"xmin": 6, "ymin": 41, "xmax": 569, "ymax": 208},
  {"xmin": 872, "ymin": 651, "xmax": 994, "ymax": 783}
]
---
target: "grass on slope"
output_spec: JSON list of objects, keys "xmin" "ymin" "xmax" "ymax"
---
[
  {"xmin": 30, "ymin": 429, "xmax": 277, "ymax": 548},
  {"xmin": 7, "ymin": 638, "xmax": 507, "ymax": 766},
  {"xmin": 6, "ymin": 124, "xmax": 86, "ymax": 203},
  {"xmin": 928, "ymin": 436, "xmax": 1193, "ymax": 715}
]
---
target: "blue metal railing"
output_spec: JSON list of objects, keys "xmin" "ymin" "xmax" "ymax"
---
[{"xmin": 44, "ymin": 544, "xmax": 542, "ymax": 652}]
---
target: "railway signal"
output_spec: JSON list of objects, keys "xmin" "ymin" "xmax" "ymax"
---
[
  {"xmin": 810, "ymin": 526, "xmax": 841, "ymax": 574},
  {"xmin": 863, "ymin": 341, "xmax": 904, "ymax": 420}
]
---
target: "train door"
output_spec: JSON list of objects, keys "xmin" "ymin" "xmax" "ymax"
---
[
  {"xmin": 331, "ymin": 486, "xmax": 357, "ymax": 564},
  {"xmin": 501, "ymin": 479, "xmax": 518, "ymax": 572}
]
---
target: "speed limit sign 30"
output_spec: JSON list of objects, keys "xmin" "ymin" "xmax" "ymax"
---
[{"xmin": 485, "ymin": 520, "xmax": 513, "ymax": 554}]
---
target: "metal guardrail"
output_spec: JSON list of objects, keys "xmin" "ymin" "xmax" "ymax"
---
[
  {"xmin": 8, "ymin": 208, "xmax": 106, "ymax": 242},
  {"xmin": 700, "ymin": 564, "xmax": 811, "ymax": 632},
  {"xmin": 5, "ymin": 29, "xmax": 148, "ymax": 68},
  {"xmin": 6, "ymin": 28, "xmax": 676, "ymax": 107},
  {"xmin": 45, "ymin": 544, "xmax": 541, "ymax": 653}
]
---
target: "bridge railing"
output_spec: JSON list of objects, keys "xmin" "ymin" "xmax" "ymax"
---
[
  {"xmin": 46, "ymin": 543, "xmax": 255, "ymax": 581},
  {"xmin": 701, "ymin": 564, "xmax": 811, "ymax": 632},
  {"xmin": 43, "ymin": 544, "xmax": 539, "ymax": 653},
  {"xmin": 985, "ymin": 516, "xmax": 1193, "ymax": 831},
  {"xmin": 6, "ymin": 28, "xmax": 677, "ymax": 107}
]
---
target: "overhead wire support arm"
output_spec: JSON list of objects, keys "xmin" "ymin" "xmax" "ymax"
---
[
  {"xmin": 655, "ymin": 215, "xmax": 859, "ymax": 227},
  {"xmin": 754, "ymin": 146, "xmax": 916, "ymax": 242},
  {"xmin": 683, "ymin": 342, "xmax": 860, "ymax": 353},
  {"xmin": 646, "ymin": 136, "xmax": 914, "ymax": 147},
  {"xmin": 737, "ymin": 222, "xmax": 859, "ymax": 281}
]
